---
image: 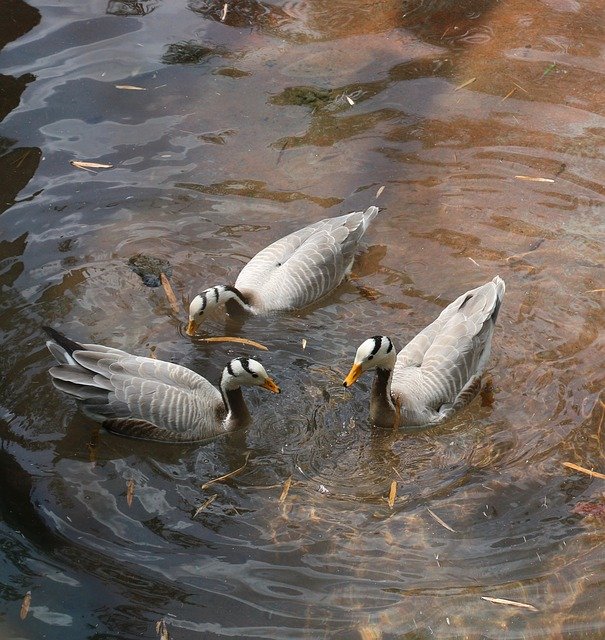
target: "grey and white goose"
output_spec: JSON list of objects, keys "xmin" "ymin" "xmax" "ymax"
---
[
  {"xmin": 187, "ymin": 206, "xmax": 379, "ymax": 334},
  {"xmin": 343, "ymin": 276, "xmax": 505, "ymax": 427},
  {"xmin": 44, "ymin": 327, "xmax": 280, "ymax": 443}
]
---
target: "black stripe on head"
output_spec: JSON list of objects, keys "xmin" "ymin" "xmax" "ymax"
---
[
  {"xmin": 385, "ymin": 338, "xmax": 393, "ymax": 353},
  {"xmin": 370, "ymin": 336, "xmax": 383, "ymax": 355},
  {"xmin": 238, "ymin": 357, "xmax": 258, "ymax": 378},
  {"xmin": 226, "ymin": 361, "xmax": 235, "ymax": 377},
  {"xmin": 213, "ymin": 287, "xmax": 220, "ymax": 302},
  {"xmin": 197, "ymin": 292, "xmax": 208, "ymax": 311}
]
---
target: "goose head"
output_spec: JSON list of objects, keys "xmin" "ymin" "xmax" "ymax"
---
[
  {"xmin": 188, "ymin": 286, "xmax": 223, "ymax": 335},
  {"xmin": 220, "ymin": 357, "xmax": 281, "ymax": 393},
  {"xmin": 343, "ymin": 336, "xmax": 396, "ymax": 387}
]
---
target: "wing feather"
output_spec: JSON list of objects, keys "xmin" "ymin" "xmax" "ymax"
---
[{"xmin": 235, "ymin": 207, "xmax": 378, "ymax": 312}]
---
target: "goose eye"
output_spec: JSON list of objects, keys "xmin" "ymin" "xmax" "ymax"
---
[
  {"xmin": 252, "ymin": 373, "xmax": 259, "ymax": 378},
  {"xmin": 367, "ymin": 355, "xmax": 374, "ymax": 360}
]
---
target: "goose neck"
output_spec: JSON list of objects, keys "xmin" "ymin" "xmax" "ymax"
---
[
  {"xmin": 370, "ymin": 366, "xmax": 398, "ymax": 428},
  {"xmin": 220, "ymin": 386, "xmax": 251, "ymax": 428}
]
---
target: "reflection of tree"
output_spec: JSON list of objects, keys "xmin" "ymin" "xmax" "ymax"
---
[
  {"xmin": 0, "ymin": 146, "xmax": 42, "ymax": 215},
  {"xmin": 0, "ymin": 0, "xmax": 40, "ymax": 50},
  {"xmin": 0, "ymin": 73, "xmax": 35, "ymax": 122},
  {"xmin": 189, "ymin": 0, "xmax": 291, "ymax": 30},
  {"xmin": 162, "ymin": 41, "xmax": 219, "ymax": 65},
  {"xmin": 106, "ymin": 0, "xmax": 160, "ymax": 16}
]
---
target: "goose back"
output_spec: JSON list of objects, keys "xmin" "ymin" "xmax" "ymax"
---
[
  {"xmin": 234, "ymin": 206, "xmax": 378, "ymax": 313},
  {"xmin": 49, "ymin": 343, "xmax": 225, "ymax": 442},
  {"xmin": 393, "ymin": 276, "xmax": 505, "ymax": 416}
]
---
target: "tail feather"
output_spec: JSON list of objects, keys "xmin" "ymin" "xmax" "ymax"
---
[{"xmin": 43, "ymin": 326, "xmax": 85, "ymax": 362}]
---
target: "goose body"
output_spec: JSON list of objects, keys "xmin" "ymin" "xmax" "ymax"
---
[
  {"xmin": 187, "ymin": 206, "xmax": 379, "ymax": 334},
  {"xmin": 343, "ymin": 276, "xmax": 505, "ymax": 427},
  {"xmin": 44, "ymin": 327, "xmax": 280, "ymax": 442}
]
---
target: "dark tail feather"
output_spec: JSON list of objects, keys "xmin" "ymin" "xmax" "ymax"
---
[{"xmin": 43, "ymin": 326, "xmax": 85, "ymax": 357}]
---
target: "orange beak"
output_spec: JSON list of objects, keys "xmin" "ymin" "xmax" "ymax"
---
[
  {"xmin": 262, "ymin": 377, "xmax": 281, "ymax": 394},
  {"xmin": 186, "ymin": 319, "xmax": 197, "ymax": 336},
  {"xmin": 343, "ymin": 363, "xmax": 362, "ymax": 387}
]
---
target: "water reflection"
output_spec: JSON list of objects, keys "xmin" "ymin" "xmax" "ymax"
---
[{"xmin": 0, "ymin": 0, "xmax": 603, "ymax": 637}]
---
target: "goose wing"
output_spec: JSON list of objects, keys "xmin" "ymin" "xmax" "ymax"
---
[
  {"xmin": 50, "ymin": 350, "xmax": 223, "ymax": 439},
  {"xmin": 393, "ymin": 277, "xmax": 505, "ymax": 406},
  {"xmin": 235, "ymin": 206, "xmax": 378, "ymax": 312}
]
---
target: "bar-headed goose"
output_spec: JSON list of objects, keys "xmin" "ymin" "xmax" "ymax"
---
[
  {"xmin": 44, "ymin": 327, "xmax": 280, "ymax": 443},
  {"xmin": 343, "ymin": 276, "xmax": 505, "ymax": 427},
  {"xmin": 187, "ymin": 206, "xmax": 379, "ymax": 334}
]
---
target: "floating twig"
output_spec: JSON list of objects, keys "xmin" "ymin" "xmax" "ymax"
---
[
  {"xmin": 345, "ymin": 95, "xmax": 355, "ymax": 105},
  {"xmin": 195, "ymin": 336, "xmax": 268, "ymax": 350},
  {"xmin": 455, "ymin": 77, "xmax": 476, "ymax": 91},
  {"xmin": 20, "ymin": 591, "xmax": 31, "ymax": 620},
  {"xmin": 501, "ymin": 88, "xmax": 516, "ymax": 102},
  {"xmin": 220, "ymin": 3, "xmax": 228, "ymax": 21},
  {"xmin": 427, "ymin": 507, "xmax": 456, "ymax": 532},
  {"xmin": 279, "ymin": 476, "xmax": 292, "ymax": 503},
  {"xmin": 514, "ymin": 175, "xmax": 554, "ymax": 183},
  {"xmin": 202, "ymin": 452, "xmax": 251, "ymax": 489},
  {"xmin": 115, "ymin": 84, "xmax": 146, "ymax": 91},
  {"xmin": 481, "ymin": 596, "xmax": 539, "ymax": 612},
  {"xmin": 562, "ymin": 462, "xmax": 605, "ymax": 480},
  {"xmin": 376, "ymin": 185, "xmax": 385, "ymax": 198},
  {"xmin": 193, "ymin": 494, "xmax": 217, "ymax": 517},
  {"xmin": 160, "ymin": 273, "xmax": 181, "ymax": 315}
]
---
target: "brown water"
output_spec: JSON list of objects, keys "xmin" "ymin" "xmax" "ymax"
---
[{"xmin": 1, "ymin": 0, "xmax": 603, "ymax": 638}]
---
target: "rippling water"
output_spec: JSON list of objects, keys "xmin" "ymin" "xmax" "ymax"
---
[{"xmin": 1, "ymin": 0, "xmax": 603, "ymax": 638}]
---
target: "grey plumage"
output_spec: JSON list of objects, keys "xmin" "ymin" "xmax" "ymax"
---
[
  {"xmin": 344, "ymin": 277, "xmax": 505, "ymax": 427},
  {"xmin": 187, "ymin": 206, "xmax": 379, "ymax": 332},
  {"xmin": 235, "ymin": 207, "xmax": 379, "ymax": 312},
  {"xmin": 44, "ymin": 327, "xmax": 280, "ymax": 442}
]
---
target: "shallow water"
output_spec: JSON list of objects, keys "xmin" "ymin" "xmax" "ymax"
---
[{"xmin": 0, "ymin": 0, "xmax": 603, "ymax": 638}]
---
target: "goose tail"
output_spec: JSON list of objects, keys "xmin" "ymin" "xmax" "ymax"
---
[{"xmin": 43, "ymin": 326, "xmax": 85, "ymax": 365}]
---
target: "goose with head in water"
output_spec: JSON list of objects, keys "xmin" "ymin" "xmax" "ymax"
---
[
  {"xmin": 187, "ymin": 206, "xmax": 379, "ymax": 334},
  {"xmin": 44, "ymin": 327, "xmax": 280, "ymax": 443},
  {"xmin": 343, "ymin": 276, "xmax": 505, "ymax": 427}
]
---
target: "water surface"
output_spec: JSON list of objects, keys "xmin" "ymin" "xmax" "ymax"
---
[{"xmin": 0, "ymin": 0, "xmax": 603, "ymax": 638}]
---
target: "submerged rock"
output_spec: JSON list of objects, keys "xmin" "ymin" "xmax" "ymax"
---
[{"xmin": 127, "ymin": 253, "xmax": 173, "ymax": 287}]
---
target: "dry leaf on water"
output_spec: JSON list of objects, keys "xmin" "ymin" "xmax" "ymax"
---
[
  {"xmin": 279, "ymin": 476, "xmax": 292, "ymax": 503},
  {"xmin": 126, "ymin": 479, "xmax": 135, "ymax": 507},
  {"xmin": 70, "ymin": 160, "xmax": 113, "ymax": 172},
  {"xmin": 156, "ymin": 618, "xmax": 170, "ymax": 640},
  {"xmin": 388, "ymin": 480, "xmax": 397, "ymax": 508},
  {"xmin": 20, "ymin": 591, "xmax": 31, "ymax": 620}
]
